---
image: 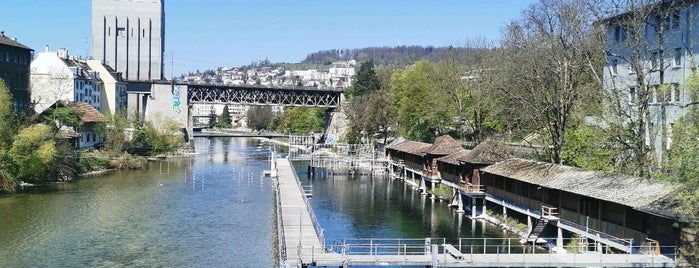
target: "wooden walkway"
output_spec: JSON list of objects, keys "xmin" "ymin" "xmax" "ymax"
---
[{"xmin": 275, "ymin": 158, "xmax": 341, "ymax": 267}]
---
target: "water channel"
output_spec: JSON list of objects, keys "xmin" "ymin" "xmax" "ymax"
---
[{"xmin": 0, "ymin": 137, "xmax": 508, "ymax": 267}]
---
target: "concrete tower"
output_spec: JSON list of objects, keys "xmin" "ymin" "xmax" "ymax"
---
[{"xmin": 92, "ymin": 0, "xmax": 164, "ymax": 81}]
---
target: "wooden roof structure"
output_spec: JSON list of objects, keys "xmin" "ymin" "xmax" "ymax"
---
[
  {"xmin": 481, "ymin": 158, "xmax": 681, "ymax": 218},
  {"xmin": 385, "ymin": 137, "xmax": 431, "ymax": 155},
  {"xmin": 458, "ymin": 138, "xmax": 531, "ymax": 165},
  {"xmin": 436, "ymin": 148, "xmax": 471, "ymax": 166},
  {"xmin": 422, "ymin": 135, "xmax": 463, "ymax": 156}
]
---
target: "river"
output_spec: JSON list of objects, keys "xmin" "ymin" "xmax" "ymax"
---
[{"xmin": 0, "ymin": 137, "xmax": 507, "ymax": 267}]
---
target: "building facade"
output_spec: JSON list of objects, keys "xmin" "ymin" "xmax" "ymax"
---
[
  {"xmin": 0, "ymin": 31, "xmax": 33, "ymax": 113},
  {"xmin": 92, "ymin": 0, "xmax": 165, "ymax": 81},
  {"xmin": 602, "ymin": 0, "xmax": 699, "ymax": 160},
  {"xmin": 86, "ymin": 60, "xmax": 127, "ymax": 116},
  {"xmin": 30, "ymin": 48, "xmax": 103, "ymax": 114}
]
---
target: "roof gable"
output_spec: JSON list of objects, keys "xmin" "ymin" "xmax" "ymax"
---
[{"xmin": 422, "ymin": 135, "xmax": 463, "ymax": 155}]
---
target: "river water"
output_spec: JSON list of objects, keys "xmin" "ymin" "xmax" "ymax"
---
[{"xmin": 0, "ymin": 137, "xmax": 506, "ymax": 267}]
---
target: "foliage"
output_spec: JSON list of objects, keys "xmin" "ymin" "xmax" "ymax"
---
[
  {"xmin": 562, "ymin": 125, "xmax": 615, "ymax": 172},
  {"xmin": 9, "ymin": 124, "xmax": 57, "ymax": 182},
  {"xmin": 274, "ymin": 107, "xmax": 325, "ymax": 133},
  {"xmin": 300, "ymin": 46, "xmax": 486, "ymax": 67},
  {"xmin": 208, "ymin": 108, "xmax": 217, "ymax": 128},
  {"xmin": 247, "ymin": 106, "xmax": 274, "ymax": 130},
  {"xmin": 216, "ymin": 105, "xmax": 233, "ymax": 128},
  {"xmin": 0, "ymin": 80, "xmax": 16, "ymax": 150},
  {"xmin": 348, "ymin": 61, "xmax": 380, "ymax": 97},
  {"xmin": 96, "ymin": 112, "xmax": 130, "ymax": 153},
  {"xmin": 390, "ymin": 60, "xmax": 447, "ymax": 142},
  {"xmin": 132, "ymin": 118, "xmax": 183, "ymax": 155},
  {"xmin": 494, "ymin": 0, "xmax": 601, "ymax": 164},
  {"xmin": 42, "ymin": 106, "xmax": 84, "ymax": 131}
]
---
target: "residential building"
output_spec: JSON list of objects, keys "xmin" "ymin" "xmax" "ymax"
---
[
  {"xmin": 92, "ymin": 0, "xmax": 165, "ymax": 81},
  {"xmin": 602, "ymin": 0, "xmax": 698, "ymax": 160},
  {"xmin": 44, "ymin": 101, "xmax": 106, "ymax": 149},
  {"xmin": 0, "ymin": 31, "xmax": 33, "ymax": 112},
  {"xmin": 86, "ymin": 60, "xmax": 128, "ymax": 116},
  {"xmin": 30, "ymin": 48, "xmax": 102, "ymax": 114}
]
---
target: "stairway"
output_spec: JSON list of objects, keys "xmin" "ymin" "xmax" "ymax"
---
[{"xmin": 526, "ymin": 217, "xmax": 549, "ymax": 243}]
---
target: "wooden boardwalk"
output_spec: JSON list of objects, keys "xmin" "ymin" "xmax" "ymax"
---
[{"xmin": 275, "ymin": 158, "xmax": 341, "ymax": 267}]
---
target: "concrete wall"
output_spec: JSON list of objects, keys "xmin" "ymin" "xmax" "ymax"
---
[
  {"xmin": 92, "ymin": 0, "xmax": 164, "ymax": 81},
  {"xmin": 127, "ymin": 82, "xmax": 188, "ymax": 132}
]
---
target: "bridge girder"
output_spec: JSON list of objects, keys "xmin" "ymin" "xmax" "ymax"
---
[{"xmin": 187, "ymin": 85, "xmax": 341, "ymax": 108}]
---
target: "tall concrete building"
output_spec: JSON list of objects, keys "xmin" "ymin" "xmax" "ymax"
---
[{"xmin": 92, "ymin": 0, "xmax": 164, "ymax": 81}]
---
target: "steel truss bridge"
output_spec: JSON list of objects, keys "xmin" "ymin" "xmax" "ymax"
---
[{"xmin": 187, "ymin": 84, "xmax": 342, "ymax": 108}]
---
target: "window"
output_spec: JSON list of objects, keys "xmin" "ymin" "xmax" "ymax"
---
[
  {"xmin": 651, "ymin": 51, "xmax": 659, "ymax": 70},
  {"xmin": 629, "ymin": 87, "xmax": 636, "ymax": 103},
  {"xmin": 671, "ymin": 10, "xmax": 680, "ymax": 30},
  {"xmin": 673, "ymin": 83, "xmax": 681, "ymax": 102},
  {"xmin": 650, "ymin": 85, "xmax": 658, "ymax": 104},
  {"xmin": 108, "ymin": 27, "xmax": 111, "ymax": 36},
  {"xmin": 117, "ymin": 27, "xmax": 125, "ymax": 37},
  {"xmin": 614, "ymin": 25, "xmax": 626, "ymax": 43},
  {"xmin": 674, "ymin": 48, "xmax": 682, "ymax": 67},
  {"xmin": 611, "ymin": 59, "xmax": 618, "ymax": 75}
]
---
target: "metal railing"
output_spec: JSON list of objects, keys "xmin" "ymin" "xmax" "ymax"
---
[
  {"xmin": 290, "ymin": 163, "xmax": 325, "ymax": 249},
  {"xmin": 332, "ymin": 238, "xmax": 446, "ymax": 256},
  {"xmin": 273, "ymin": 179, "xmax": 288, "ymax": 265}
]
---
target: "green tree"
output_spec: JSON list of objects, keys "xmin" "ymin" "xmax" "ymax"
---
[
  {"xmin": 42, "ymin": 106, "xmax": 84, "ymax": 132},
  {"xmin": 216, "ymin": 105, "xmax": 233, "ymax": 128},
  {"xmin": 0, "ymin": 80, "xmax": 17, "ymax": 190},
  {"xmin": 247, "ymin": 106, "xmax": 274, "ymax": 130},
  {"xmin": 275, "ymin": 107, "xmax": 325, "ymax": 133},
  {"xmin": 208, "ymin": 108, "xmax": 217, "ymax": 128},
  {"xmin": 9, "ymin": 124, "xmax": 56, "ymax": 183},
  {"xmin": 132, "ymin": 118, "xmax": 183, "ymax": 155},
  {"xmin": 0, "ymin": 80, "xmax": 16, "ymax": 150},
  {"xmin": 349, "ymin": 61, "xmax": 380, "ymax": 97}
]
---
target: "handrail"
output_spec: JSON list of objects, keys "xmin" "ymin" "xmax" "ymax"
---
[
  {"xmin": 274, "ymin": 178, "xmax": 288, "ymax": 264},
  {"xmin": 289, "ymin": 161, "xmax": 325, "ymax": 249}
]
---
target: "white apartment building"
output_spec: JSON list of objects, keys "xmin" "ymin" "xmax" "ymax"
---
[
  {"xmin": 30, "ymin": 48, "xmax": 106, "ymax": 148},
  {"xmin": 86, "ymin": 60, "xmax": 128, "ymax": 116},
  {"xmin": 603, "ymin": 0, "xmax": 698, "ymax": 160},
  {"xmin": 30, "ymin": 48, "xmax": 102, "ymax": 114}
]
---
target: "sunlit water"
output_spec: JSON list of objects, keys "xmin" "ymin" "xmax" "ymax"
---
[{"xmin": 0, "ymin": 137, "xmax": 509, "ymax": 267}]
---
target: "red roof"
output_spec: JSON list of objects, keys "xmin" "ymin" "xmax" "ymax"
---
[{"xmin": 65, "ymin": 102, "xmax": 106, "ymax": 123}]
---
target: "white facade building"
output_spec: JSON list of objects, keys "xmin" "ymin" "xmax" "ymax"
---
[
  {"xmin": 30, "ymin": 48, "xmax": 103, "ymax": 114},
  {"xmin": 92, "ymin": 0, "xmax": 165, "ymax": 81},
  {"xmin": 602, "ymin": 1, "xmax": 699, "ymax": 160},
  {"xmin": 86, "ymin": 60, "xmax": 128, "ymax": 116}
]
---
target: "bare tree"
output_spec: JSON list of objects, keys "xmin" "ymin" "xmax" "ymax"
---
[{"xmin": 494, "ymin": 0, "xmax": 602, "ymax": 164}]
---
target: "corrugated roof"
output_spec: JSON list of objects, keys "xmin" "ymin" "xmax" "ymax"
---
[
  {"xmin": 437, "ymin": 148, "xmax": 471, "ymax": 166},
  {"xmin": 65, "ymin": 102, "xmax": 106, "ymax": 123},
  {"xmin": 458, "ymin": 138, "xmax": 531, "ymax": 164},
  {"xmin": 481, "ymin": 158, "xmax": 681, "ymax": 217},
  {"xmin": 422, "ymin": 135, "xmax": 463, "ymax": 155}
]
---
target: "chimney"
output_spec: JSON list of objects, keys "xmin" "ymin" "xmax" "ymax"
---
[
  {"xmin": 0, "ymin": 31, "xmax": 4, "ymax": 37},
  {"xmin": 45, "ymin": 45, "xmax": 49, "ymax": 52},
  {"xmin": 58, "ymin": 48, "xmax": 68, "ymax": 59}
]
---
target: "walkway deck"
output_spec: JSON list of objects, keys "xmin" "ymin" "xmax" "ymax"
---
[{"xmin": 276, "ymin": 158, "xmax": 341, "ymax": 267}]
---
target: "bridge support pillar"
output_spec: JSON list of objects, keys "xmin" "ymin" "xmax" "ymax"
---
[
  {"xmin": 471, "ymin": 197, "xmax": 476, "ymax": 218},
  {"xmin": 502, "ymin": 200, "xmax": 507, "ymax": 217},
  {"xmin": 481, "ymin": 198, "xmax": 487, "ymax": 216},
  {"xmin": 419, "ymin": 178, "xmax": 427, "ymax": 195},
  {"xmin": 527, "ymin": 216, "xmax": 533, "ymax": 234}
]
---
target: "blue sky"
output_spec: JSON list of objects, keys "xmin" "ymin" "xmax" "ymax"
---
[{"xmin": 0, "ymin": 0, "xmax": 536, "ymax": 77}]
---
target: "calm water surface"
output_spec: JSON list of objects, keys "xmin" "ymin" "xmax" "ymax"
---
[{"xmin": 0, "ymin": 137, "xmax": 508, "ymax": 267}]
